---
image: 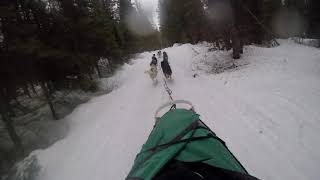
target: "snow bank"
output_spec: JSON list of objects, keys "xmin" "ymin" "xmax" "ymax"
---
[
  {"xmin": 17, "ymin": 40, "xmax": 320, "ymax": 180},
  {"xmin": 291, "ymin": 37, "xmax": 320, "ymax": 48}
]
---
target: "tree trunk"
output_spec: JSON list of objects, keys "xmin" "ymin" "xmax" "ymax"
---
[
  {"xmin": 231, "ymin": 27, "xmax": 241, "ymax": 59},
  {"xmin": 239, "ymin": 34, "xmax": 244, "ymax": 54},
  {"xmin": 40, "ymin": 82, "xmax": 58, "ymax": 120},
  {"xmin": 223, "ymin": 29, "xmax": 232, "ymax": 50},
  {"xmin": 47, "ymin": 81, "xmax": 55, "ymax": 95},
  {"xmin": 95, "ymin": 63, "xmax": 102, "ymax": 78}
]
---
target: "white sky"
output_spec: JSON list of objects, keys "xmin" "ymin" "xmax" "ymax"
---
[{"xmin": 136, "ymin": 0, "xmax": 159, "ymax": 28}]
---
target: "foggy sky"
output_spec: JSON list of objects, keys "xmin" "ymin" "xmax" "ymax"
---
[{"xmin": 136, "ymin": 0, "xmax": 159, "ymax": 28}]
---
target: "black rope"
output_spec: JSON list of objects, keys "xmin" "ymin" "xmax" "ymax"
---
[
  {"xmin": 162, "ymin": 72, "xmax": 174, "ymax": 101},
  {"xmin": 198, "ymin": 120, "xmax": 249, "ymax": 174},
  {"xmin": 141, "ymin": 120, "xmax": 199, "ymax": 154},
  {"xmin": 145, "ymin": 134, "xmax": 219, "ymax": 153},
  {"xmin": 170, "ymin": 104, "xmax": 176, "ymax": 110}
]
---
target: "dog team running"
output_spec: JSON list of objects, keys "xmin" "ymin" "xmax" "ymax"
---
[{"xmin": 145, "ymin": 51, "xmax": 172, "ymax": 82}]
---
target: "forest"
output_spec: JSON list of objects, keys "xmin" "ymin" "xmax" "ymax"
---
[{"xmin": 0, "ymin": 0, "xmax": 319, "ymax": 177}]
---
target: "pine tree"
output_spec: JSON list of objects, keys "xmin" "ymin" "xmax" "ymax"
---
[
  {"xmin": 261, "ymin": 0, "xmax": 282, "ymax": 39},
  {"xmin": 159, "ymin": 0, "xmax": 206, "ymax": 45},
  {"xmin": 307, "ymin": 0, "xmax": 320, "ymax": 38},
  {"xmin": 0, "ymin": 0, "xmax": 134, "ymax": 153}
]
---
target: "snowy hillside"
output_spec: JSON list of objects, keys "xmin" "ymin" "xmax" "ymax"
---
[{"xmin": 31, "ymin": 40, "xmax": 320, "ymax": 180}]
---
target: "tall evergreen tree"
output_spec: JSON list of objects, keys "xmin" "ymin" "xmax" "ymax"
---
[
  {"xmin": 159, "ymin": 0, "xmax": 206, "ymax": 45},
  {"xmin": 0, "ymin": 0, "xmax": 159, "ymax": 153},
  {"xmin": 261, "ymin": 0, "xmax": 282, "ymax": 38},
  {"xmin": 307, "ymin": 0, "xmax": 320, "ymax": 38}
]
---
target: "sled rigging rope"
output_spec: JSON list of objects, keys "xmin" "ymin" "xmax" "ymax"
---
[
  {"xmin": 157, "ymin": 59, "xmax": 174, "ymax": 102},
  {"xmin": 163, "ymin": 79, "xmax": 173, "ymax": 101},
  {"xmin": 163, "ymin": 75, "xmax": 174, "ymax": 102}
]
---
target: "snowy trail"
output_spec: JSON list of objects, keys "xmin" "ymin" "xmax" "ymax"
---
[{"xmin": 35, "ymin": 40, "xmax": 320, "ymax": 180}]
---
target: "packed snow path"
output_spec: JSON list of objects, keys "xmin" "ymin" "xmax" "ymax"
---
[{"xmin": 35, "ymin": 40, "xmax": 320, "ymax": 180}]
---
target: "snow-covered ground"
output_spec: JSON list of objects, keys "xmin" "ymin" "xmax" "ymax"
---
[
  {"xmin": 291, "ymin": 37, "xmax": 320, "ymax": 48},
  {"xmin": 32, "ymin": 40, "xmax": 320, "ymax": 180}
]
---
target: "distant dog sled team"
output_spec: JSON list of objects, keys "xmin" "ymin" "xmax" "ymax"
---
[{"xmin": 145, "ymin": 50, "xmax": 172, "ymax": 83}]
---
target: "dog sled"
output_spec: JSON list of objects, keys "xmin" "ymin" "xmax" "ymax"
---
[{"xmin": 126, "ymin": 100, "xmax": 258, "ymax": 180}]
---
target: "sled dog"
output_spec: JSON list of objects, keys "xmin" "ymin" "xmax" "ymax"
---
[{"xmin": 145, "ymin": 65, "xmax": 158, "ymax": 82}]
